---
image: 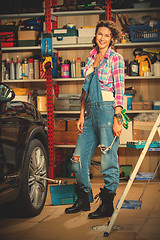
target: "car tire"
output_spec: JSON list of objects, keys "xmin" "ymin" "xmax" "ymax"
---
[{"xmin": 17, "ymin": 139, "xmax": 48, "ymax": 217}]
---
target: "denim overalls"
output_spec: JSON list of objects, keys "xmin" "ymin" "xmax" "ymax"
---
[{"xmin": 72, "ymin": 59, "xmax": 119, "ymax": 195}]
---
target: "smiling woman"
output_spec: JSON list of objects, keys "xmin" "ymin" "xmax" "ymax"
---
[{"xmin": 65, "ymin": 20, "xmax": 125, "ymax": 219}]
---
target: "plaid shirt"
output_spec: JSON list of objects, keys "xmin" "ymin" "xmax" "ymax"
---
[{"xmin": 84, "ymin": 46, "xmax": 125, "ymax": 108}]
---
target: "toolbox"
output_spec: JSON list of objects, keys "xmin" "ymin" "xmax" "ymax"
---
[
  {"xmin": 0, "ymin": 25, "xmax": 18, "ymax": 47},
  {"xmin": 50, "ymin": 183, "xmax": 93, "ymax": 205},
  {"xmin": 52, "ymin": 28, "xmax": 78, "ymax": 45},
  {"xmin": 54, "ymin": 94, "xmax": 81, "ymax": 111}
]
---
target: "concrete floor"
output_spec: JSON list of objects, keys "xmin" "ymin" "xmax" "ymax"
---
[{"xmin": 0, "ymin": 177, "xmax": 160, "ymax": 240}]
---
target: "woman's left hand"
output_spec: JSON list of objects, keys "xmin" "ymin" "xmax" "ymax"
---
[{"xmin": 112, "ymin": 118, "xmax": 122, "ymax": 137}]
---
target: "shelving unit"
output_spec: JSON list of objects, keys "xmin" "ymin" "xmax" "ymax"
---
[
  {"xmin": 51, "ymin": 3, "xmax": 160, "ymax": 179},
  {"xmin": 1, "ymin": 1, "xmax": 160, "ymax": 177}
]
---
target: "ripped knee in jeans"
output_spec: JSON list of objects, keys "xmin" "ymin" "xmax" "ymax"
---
[
  {"xmin": 71, "ymin": 155, "xmax": 81, "ymax": 168},
  {"xmin": 72, "ymin": 155, "xmax": 80, "ymax": 163}
]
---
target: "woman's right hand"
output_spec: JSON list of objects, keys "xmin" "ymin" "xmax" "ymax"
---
[{"xmin": 77, "ymin": 116, "xmax": 84, "ymax": 134}]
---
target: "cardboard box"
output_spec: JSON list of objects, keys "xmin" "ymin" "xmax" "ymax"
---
[
  {"xmin": 53, "ymin": 131, "xmax": 78, "ymax": 144},
  {"xmin": 18, "ymin": 30, "xmax": 38, "ymax": 41},
  {"xmin": 53, "ymin": 119, "xmax": 66, "ymax": 131},
  {"xmin": 133, "ymin": 120, "xmax": 159, "ymax": 141},
  {"xmin": 132, "ymin": 101, "xmax": 153, "ymax": 110},
  {"xmin": 53, "ymin": 119, "xmax": 78, "ymax": 144}
]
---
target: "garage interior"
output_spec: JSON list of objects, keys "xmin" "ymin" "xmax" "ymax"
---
[{"xmin": 0, "ymin": 0, "xmax": 160, "ymax": 239}]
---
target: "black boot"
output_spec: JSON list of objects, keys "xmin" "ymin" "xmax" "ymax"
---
[
  {"xmin": 88, "ymin": 188, "xmax": 114, "ymax": 219},
  {"xmin": 65, "ymin": 184, "xmax": 90, "ymax": 214}
]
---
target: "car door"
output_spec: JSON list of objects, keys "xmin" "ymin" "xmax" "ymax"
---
[{"xmin": 0, "ymin": 102, "xmax": 21, "ymax": 203}]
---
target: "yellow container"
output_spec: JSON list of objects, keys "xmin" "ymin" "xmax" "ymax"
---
[
  {"xmin": 37, "ymin": 96, "xmax": 47, "ymax": 112},
  {"xmin": 13, "ymin": 88, "xmax": 31, "ymax": 95},
  {"xmin": 37, "ymin": 95, "xmax": 55, "ymax": 112}
]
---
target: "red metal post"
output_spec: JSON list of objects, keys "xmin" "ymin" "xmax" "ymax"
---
[
  {"xmin": 52, "ymin": 0, "xmax": 59, "ymax": 98},
  {"xmin": 45, "ymin": 0, "xmax": 54, "ymax": 178},
  {"xmin": 105, "ymin": 0, "xmax": 112, "ymax": 21}
]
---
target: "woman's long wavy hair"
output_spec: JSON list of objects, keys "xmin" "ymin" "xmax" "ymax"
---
[{"xmin": 92, "ymin": 20, "xmax": 121, "ymax": 48}]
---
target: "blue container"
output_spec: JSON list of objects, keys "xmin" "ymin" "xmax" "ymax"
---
[
  {"xmin": 128, "ymin": 22, "xmax": 160, "ymax": 42},
  {"xmin": 50, "ymin": 184, "xmax": 93, "ymax": 205},
  {"xmin": 124, "ymin": 94, "xmax": 133, "ymax": 110},
  {"xmin": 41, "ymin": 32, "xmax": 53, "ymax": 56},
  {"xmin": 52, "ymin": 54, "xmax": 58, "ymax": 78}
]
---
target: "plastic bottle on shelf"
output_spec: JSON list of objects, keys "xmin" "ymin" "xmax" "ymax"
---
[
  {"xmin": 16, "ymin": 56, "xmax": 22, "ymax": 80},
  {"xmin": 28, "ymin": 58, "xmax": 34, "ymax": 79},
  {"xmin": 52, "ymin": 54, "xmax": 58, "ymax": 78},
  {"xmin": 81, "ymin": 61, "xmax": 85, "ymax": 77},
  {"xmin": 76, "ymin": 57, "xmax": 81, "ymax": 78},
  {"xmin": 71, "ymin": 59, "xmax": 76, "ymax": 78},
  {"xmin": 58, "ymin": 57, "xmax": 62, "ymax": 78},
  {"xmin": 121, "ymin": 31, "xmax": 127, "ymax": 44},
  {"xmin": 2, "ymin": 60, "xmax": 5, "ymax": 81},
  {"xmin": 129, "ymin": 60, "xmax": 139, "ymax": 76},
  {"xmin": 10, "ymin": 58, "xmax": 15, "ymax": 80},
  {"xmin": 61, "ymin": 62, "xmax": 70, "ymax": 78},
  {"xmin": 5, "ymin": 59, "xmax": 10, "ymax": 80},
  {"xmin": 24, "ymin": 59, "xmax": 29, "ymax": 79},
  {"xmin": 22, "ymin": 61, "xmax": 26, "ymax": 80},
  {"xmin": 34, "ymin": 59, "xmax": 40, "ymax": 79},
  {"xmin": 154, "ymin": 61, "xmax": 160, "ymax": 76}
]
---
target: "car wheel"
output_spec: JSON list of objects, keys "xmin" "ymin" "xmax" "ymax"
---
[{"xmin": 18, "ymin": 139, "xmax": 48, "ymax": 217}]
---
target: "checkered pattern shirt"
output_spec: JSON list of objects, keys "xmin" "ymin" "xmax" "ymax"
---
[{"xmin": 84, "ymin": 46, "xmax": 125, "ymax": 108}]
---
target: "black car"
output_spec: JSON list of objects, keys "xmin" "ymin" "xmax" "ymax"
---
[{"xmin": 0, "ymin": 83, "xmax": 49, "ymax": 217}]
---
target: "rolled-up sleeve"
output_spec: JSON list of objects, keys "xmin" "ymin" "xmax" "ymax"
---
[{"xmin": 112, "ymin": 54, "xmax": 125, "ymax": 108}]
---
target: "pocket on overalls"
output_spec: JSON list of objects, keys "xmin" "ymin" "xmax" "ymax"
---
[{"xmin": 98, "ymin": 103, "xmax": 114, "ymax": 128}]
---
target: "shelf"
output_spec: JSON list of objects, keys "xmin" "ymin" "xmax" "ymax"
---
[
  {"xmin": 3, "ymin": 79, "xmax": 46, "ymax": 83},
  {"xmin": 115, "ymin": 42, "xmax": 160, "ymax": 47},
  {"xmin": 52, "ymin": 41, "xmax": 160, "ymax": 50},
  {"xmin": 54, "ymin": 111, "xmax": 80, "ymax": 114},
  {"xmin": 54, "ymin": 143, "xmax": 126, "ymax": 148},
  {"xmin": 112, "ymin": 7, "xmax": 160, "ymax": 13},
  {"xmin": 2, "ymin": 46, "xmax": 41, "ymax": 51},
  {"xmin": 127, "ymin": 110, "xmax": 160, "ymax": 114},
  {"xmin": 53, "ymin": 43, "xmax": 93, "ymax": 49},
  {"xmin": 125, "ymin": 76, "xmax": 160, "ymax": 80},
  {"xmin": 40, "ymin": 111, "xmax": 47, "ymax": 115},
  {"xmin": 53, "ymin": 110, "xmax": 160, "ymax": 115},
  {"xmin": 52, "ymin": 9, "xmax": 105, "ymax": 16},
  {"xmin": 51, "ymin": 8, "xmax": 160, "ymax": 16},
  {"xmin": 54, "ymin": 144, "xmax": 76, "ymax": 148},
  {"xmin": 53, "ymin": 76, "xmax": 160, "ymax": 82},
  {"xmin": 0, "ymin": 12, "xmax": 44, "ymax": 19},
  {"xmin": 53, "ymin": 77, "xmax": 84, "ymax": 82}
]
